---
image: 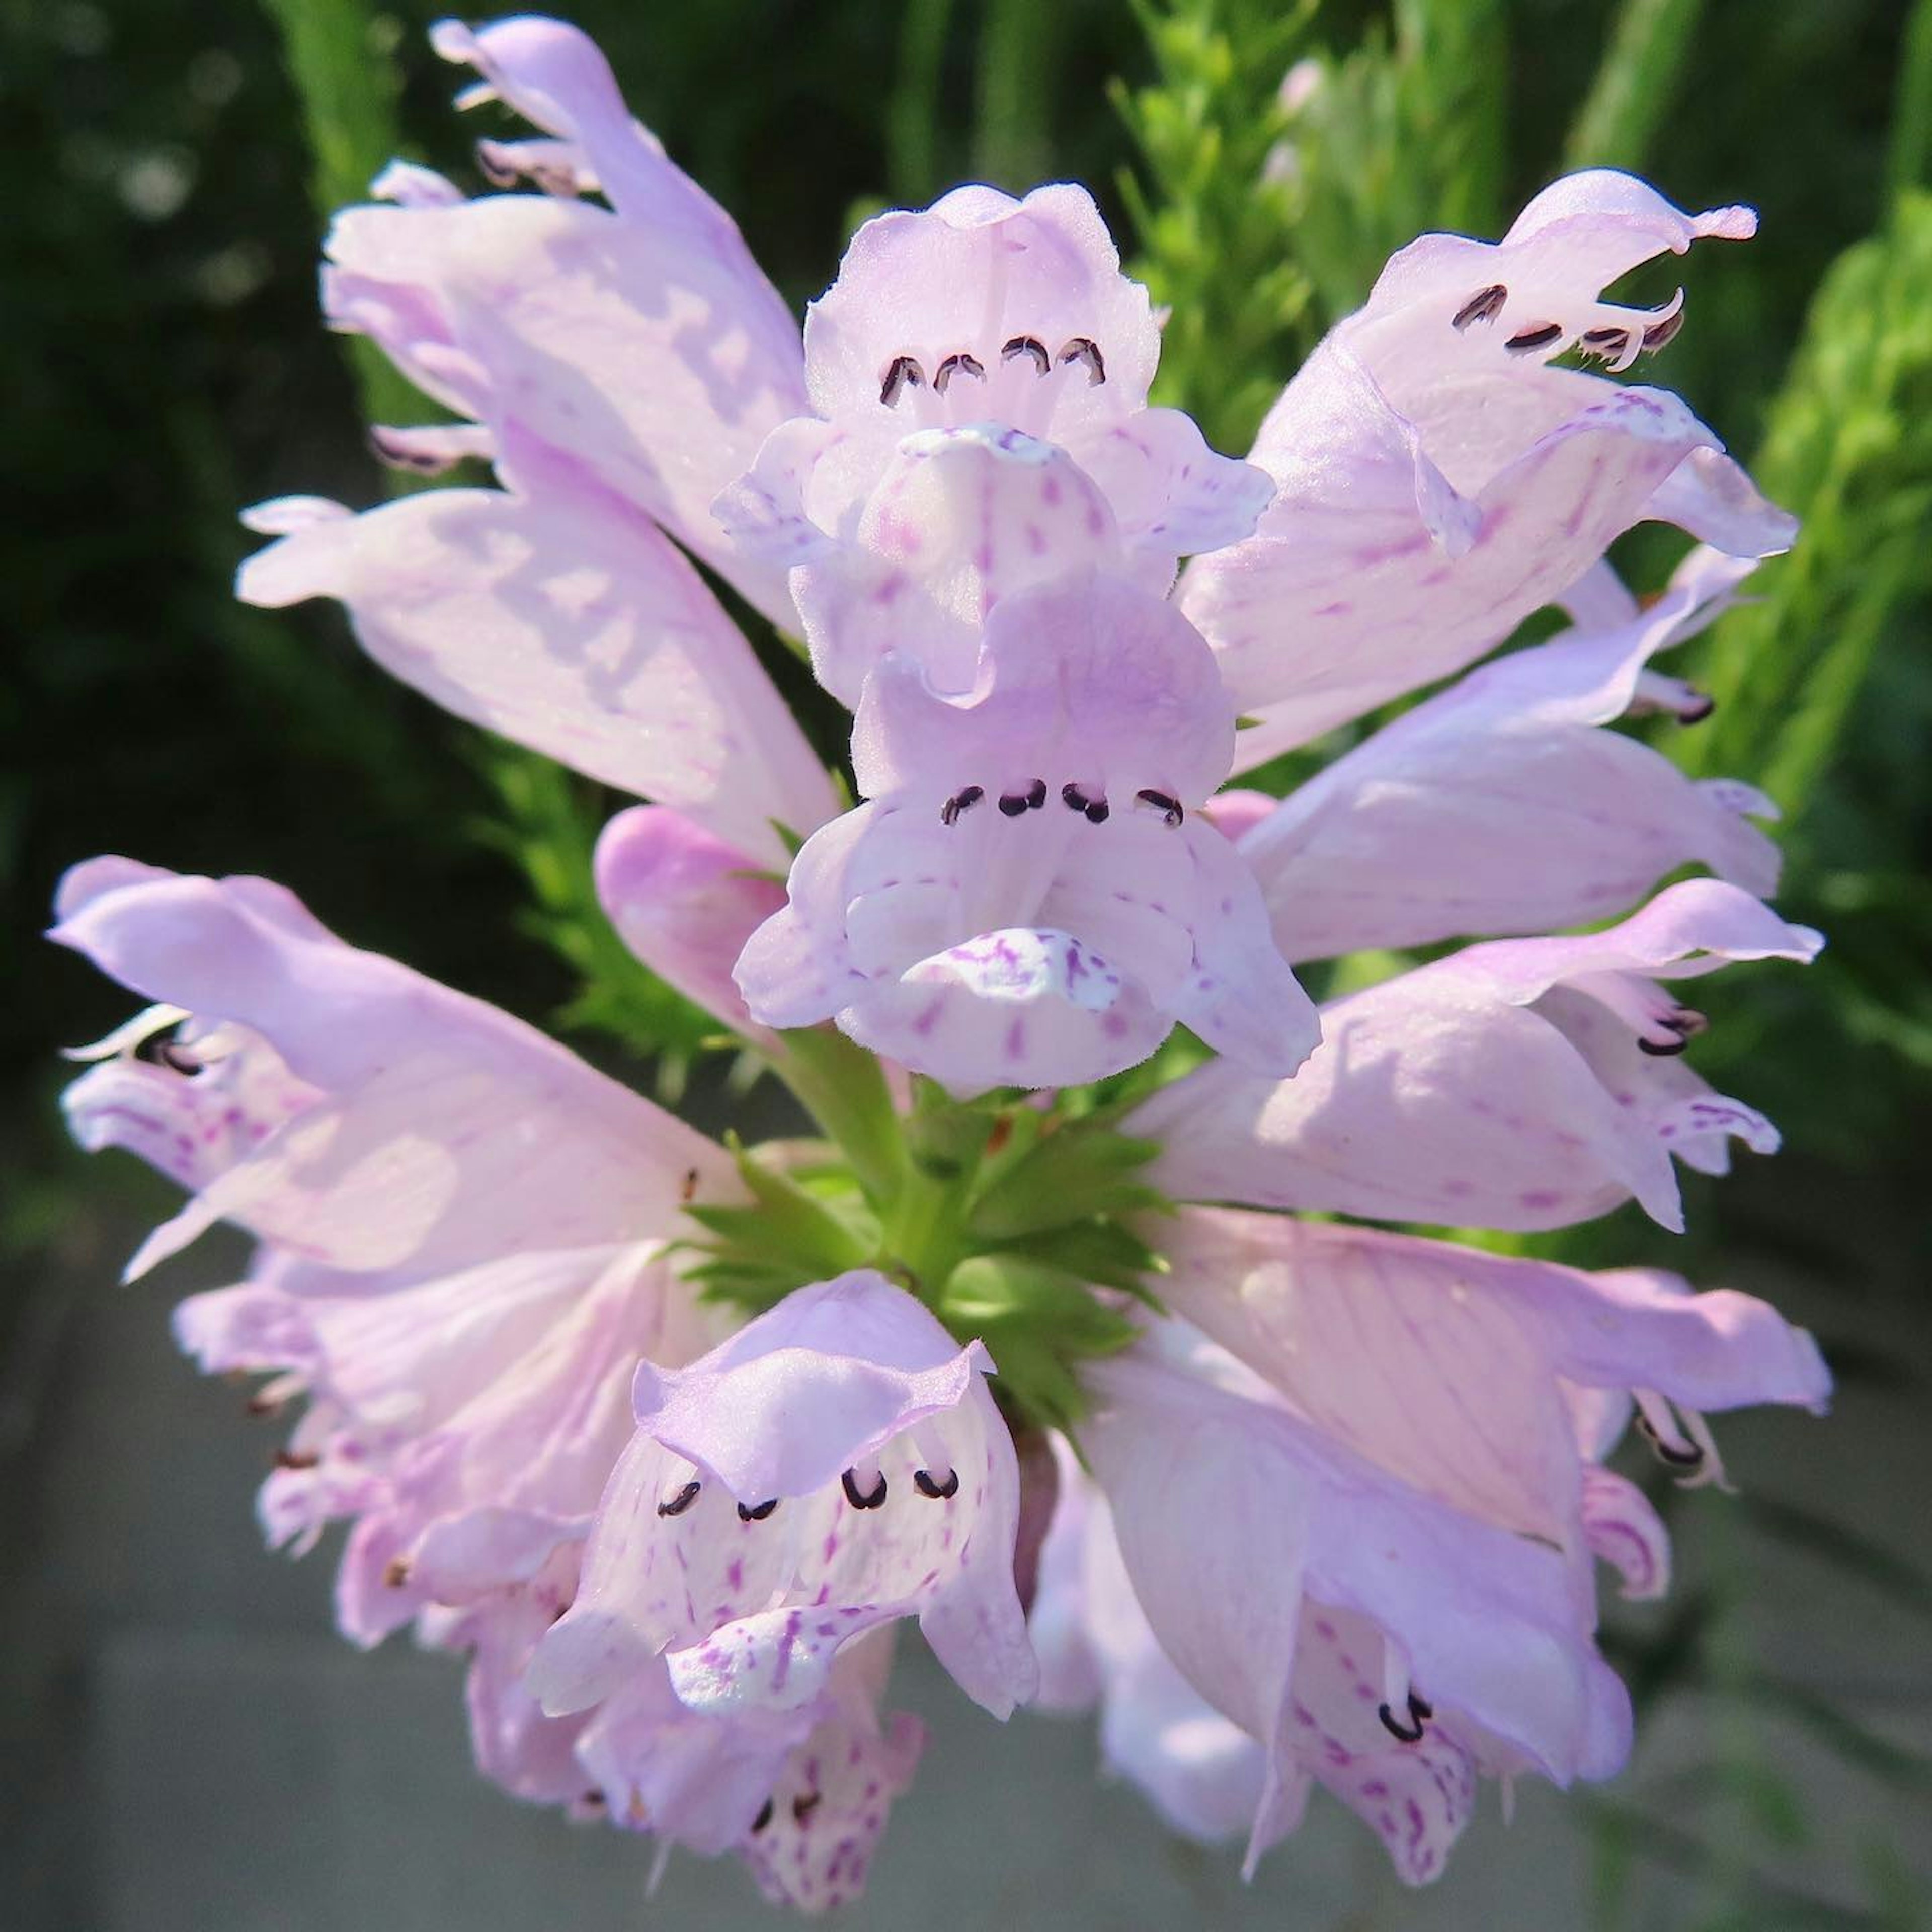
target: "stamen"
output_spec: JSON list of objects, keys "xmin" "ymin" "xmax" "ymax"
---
[
  {"xmin": 933, "ymin": 352, "xmax": 986, "ymax": 394},
  {"xmin": 1635, "ymin": 1007, "xmax": 1707, "ymax": 1058},
  {"xmin": 1634, "ymin": 1410, "xmax": 1706, "ymax": 1470},
  {"xmin": 1024, "ymin": 778, "xmax": 1047, "ymax": 810},
  {"xmin": 736, "ymin": 1498, "xmax": 779, "ymax": 1522},
  {"xmin": 1056, "ymin": 337, "xmax": 1106, "ymax": 384},
  {"xmin": 792, "ymin": 1790, "xmax": 822, "ymax": 1824},
  {"xmin": 1377, "ymin": 1703, "xmax": 1425, "ymax": 1744},
  {"xmin": 1408, "ymin": 1692, "xmax": 1433, "ymax": 1723},
  {"xmin": 1061, "ymin": 782, "xmax": 1090, "ymax": 813},
  {"xmin": 1001, "ymin": 335, "xmax": 1051, "ymax": 374},
  {"xmin": 137, "ymin": 1031, "xmax": 204, "ymax": 1075},
  {"xmin": 1581, "ymin": 325, "xmax": 1632, "ymax": 364},
  {"xmin": 880, "ymin": 355, "xmax": 926, "ymax": 407},
  {"xmin": 998, "ymin": 790, "xmax": 1032, "ymax": 818},
  {"xmin": 1452, "ymin": 283, "xmax": 1508, "ymax": 329},
  {"xmin": 912, "ymin": 1468, "xmax": 959, "ymax": 1499},
  {"xmin": 1135, "ymin": 788, "xmax": 1184, "ymax": 828},
  {"xmin": 751, "ymin": 1797, "xmax": 775, "ymax": 1834},
  {"xmin": 1085, "ymin": 798, "xmax": 1109, "ymax": 824},
  {"xmin": 841, "ymin": 1467, "xmax": 888, "ymax": 1510},
  {"xmin": 657, "ymin": 1479, "xmax": 702, "ymax": 1517},
  {"xmin": 1642, "ymin": 310, "xmax": 1684, "ymax": 352},
  {"xmin": 1504, "ymin": 322, "xmax": 1565, "ymax": 355},
  {"xmin": 273, "ymin": 1448, "xmax": 319, "ymax": 1471},
  {"xmin": 940, "ymin": 784, "xmax": 984, "ymax": 827}
]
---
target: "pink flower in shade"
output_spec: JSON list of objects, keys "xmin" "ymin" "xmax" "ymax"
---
[
  {"xmin": 235, "ymin": 16, "xmax": 837, "ymax": 869},
  {"xmin": 1233, "ymin": 546, "xmax": 1782, "ymax": 964},
  {"xmin": 717, "ymin": 183, "xmax": 1273, "ymax": 706},
  {"xmin": 1135, "ymin": 878, "xmax": 1822, "ymax": 1233},
  {"xmin": 1182, "ymin": 171, "xmax": 1798, "ymax": 770},
  {"xmin": 52, "ymin": 859, "xmax": 972, "ymax": 1903},
  {"xmin": 734, "ymin": 571, "xmax": 1318, "ymax": 1092},
  {"xmin": 1051, "ymin": 1219, "xmax": 1827, "ymax": 1884},
  {"xmin": 530, "ymin": 1271, "xmax": 1036, "ymax": 1725}
]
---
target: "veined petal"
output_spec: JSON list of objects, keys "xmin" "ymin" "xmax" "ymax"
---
[
  {"xmin": 1241, "ymin": 548, "xmax": 1780, "ymax": 959},
  {"xmin": 1135, "ymin": 880, "xmax": 1819, "ymax": 1232},
  {"xmin": 52, "ymin": 861, "xmax": 733, "ymax": 1280},
  {"xmin": 1187, "ymin": 170, "xmax": 1791, "ymax": 759},
  {"xmin": 1152, "ymin": 1210, "xmax": 1828, "ymax": 1553},
  {"xmin": 530, "ymin": 1273, "xmax": 1035, "ymax": 1724},
  {"xmin": 1084, "ymin": 1339, "xmax": 1628, "ymax": 1792},
  {"xmin": 804, "ymin": 183, "xmax": 1160, "ymax": 429},
  {"xmin": 236, "ymin": 479, "xmax": 835, "ymax": 867},
  {"xmin": 1194, "ymin": 372, "xmax": 1731, "ymax": 762}
]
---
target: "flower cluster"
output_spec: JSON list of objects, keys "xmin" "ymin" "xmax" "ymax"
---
[{"xmin": 57, "ymin": 15, "xmax": 1831, "ymax": 1913}]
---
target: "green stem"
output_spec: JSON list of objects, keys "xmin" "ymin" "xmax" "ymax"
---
[{"xmin": 769, "ymin": 1027, "xmax": 908, "ymax": 1208}]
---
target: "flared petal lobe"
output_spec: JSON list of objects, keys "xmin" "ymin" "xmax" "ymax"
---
[
  {"xmin": 52, "ymin": 858, "xmax": 734, "ymax": 1280},
  {"xmin": 1240, "ymin": 548, "xmax": 1781, "ymax": 960},
  {"xmin": 1183, "ymin": 170, "xmax": 1796, "ymax": 764},
  {"xmin": 1135, "ymin": 880, "xmax": 1820, "ymax": 1232},
  {"xmin": 529, "ymin": 1272, "xmax": 1036, "ymax": 1725},
  {"xmin": 736, "ymin": 574, "xmax": 1317, "ymax": 1091}
]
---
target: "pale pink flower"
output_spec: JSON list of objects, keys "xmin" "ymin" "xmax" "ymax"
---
[
  {"xmin": 734, "ymin": 572, "xmax": 1318, "ymax": 1092},
  {"xmin": 1183, "ymin": 171, "xmax": 1798, "ymax": 768},
  {"xmin": 531, "ymin": 1271, "xmax": 1036, "ymax": 1724},
  {"xmin": 1236, "ymin": 546, "xmax": 1781, "ymax": 962},
  {"xmin": 717, "ymin": 183, "xmax": 1272, "ymax": 705},
  {"xmin": 1056, "ymin": 1226, "xmax": 1826, "ymax": 1881},
  {"xmin": 1136, "ymin": 878, "xmax": 1822, "ymax": 1232}
]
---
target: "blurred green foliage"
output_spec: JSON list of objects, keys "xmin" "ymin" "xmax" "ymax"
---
[{"xmin": 4, "ymin": 0, "xmax": 1929, "ymax": 1921}]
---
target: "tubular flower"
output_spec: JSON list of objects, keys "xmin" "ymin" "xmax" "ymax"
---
[
  {"xmin": 55, "ymin": 9, "xmax": 1843, "ymax": 1914},
  {"xmin": 735, "ymin": 572, "xmax": 1319, "ymax": 1091},
  {"xmin": 51, "ymin": 858, "xmax": 1021, "ymax": 1903},
  {"xmin": 1182, "ymin": 170, "xmax": 1799, "ymax": 769}
]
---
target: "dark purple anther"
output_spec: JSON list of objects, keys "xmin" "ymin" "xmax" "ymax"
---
[
  {"xmin": 841, "ymin": 1468, "xmax": 888, "ymax": 1509},
  {"xmin": 1452, "ymin": 283, "xmax": 1507, "ymax": 329},
  {"xmin": 880, "ymin": 355, "xmax": 926, "ymax": 406}
]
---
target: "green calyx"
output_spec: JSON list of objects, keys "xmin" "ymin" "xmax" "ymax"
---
[{"xmin": 681, "ymin": 1039, "xmax": 1174, "ymax": 1434}]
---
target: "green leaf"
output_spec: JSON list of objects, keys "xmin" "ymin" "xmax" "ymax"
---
[{"xmin": 1564, "ymin": 0, "xmax": 1707, "ymax": 175}]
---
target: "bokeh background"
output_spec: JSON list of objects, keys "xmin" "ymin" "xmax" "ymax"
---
[{"xmin": 5, "ymin": 2, "xmax": 1931, "ymax": 1927}]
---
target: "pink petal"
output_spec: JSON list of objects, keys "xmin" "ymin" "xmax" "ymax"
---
[
  {"xmin": 1154, "ymin": 1210, "xmax": 1827, "ymax": 1551},
  {"xmin": 803, "ymin": 183, "xmax": 1160, "ymax": 426},
  {"xmin": 593, "ymin": 806, "xmax": 786, "ymax": 1040},
  {"xmin": 237, "ymin": 481, "xmax": 834, "ymax": 868},
  {"xmin": 52, "ymin": 862, "xmax": 732, "ymax": 1279},
  {"xmin": 1185, "ymin": 171, "xmax": 1792, "ymax": 762},
  {"xmin": 1241, "ymin": 549, "xmax": 1781, "ymax": 960},
  {"xmin": 1136, "ymin": 880, "xmax": 1819, "ymax": 1233},
  {"xmin": 1085, "ymin": 1341, "xmax": 1629, "ymax": 1788}
]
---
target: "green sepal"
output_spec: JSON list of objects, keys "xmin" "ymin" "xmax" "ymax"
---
[
  {"xmin": 968, "ymin": 1120, "xmax": 1167, "ymax": 1240},
  {"xmin": 937, "ymin": 1255, "xmax": 1142, "ymax": 1434},
  {"xmin": 980, "ymin": 1217, "xmax": 1170, "ymax": 1309}
]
